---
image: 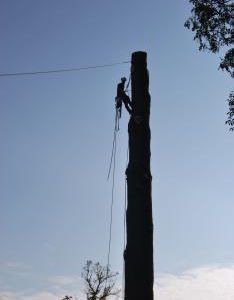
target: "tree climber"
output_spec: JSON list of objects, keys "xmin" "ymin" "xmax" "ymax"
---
[{"xmin": 115, "ymin": 77, "xmax": 132, "ymax": 117}]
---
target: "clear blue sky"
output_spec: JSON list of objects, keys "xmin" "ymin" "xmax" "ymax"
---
[{"xmin": 0, "ymin": 1, "xmax": 233, "ymax": 299}]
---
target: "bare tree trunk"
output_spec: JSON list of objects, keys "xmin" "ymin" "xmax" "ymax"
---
[{"xmin": 124, "ymin": 51, "xmax": 154, "ymax": 300}]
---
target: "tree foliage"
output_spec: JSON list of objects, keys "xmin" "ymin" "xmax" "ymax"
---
[
  {"xmin": 185, "ymin": 0, "xmax": 234, "ymax": 129},
  {"xmin": 82, "ymin": 261, "xmax": 120, "ymax": 300},
  {"xmin": 226, "ymin": 91, "xmax": 234, "ymax": 129}
]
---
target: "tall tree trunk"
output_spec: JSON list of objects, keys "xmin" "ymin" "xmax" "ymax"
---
[{"xmin": 124, "ymin": 51, "xmax": 154, "ymax": 300}]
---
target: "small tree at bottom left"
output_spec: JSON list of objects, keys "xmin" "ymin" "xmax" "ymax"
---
[{"xmin": 62, "ymin": 261, "xmax": 120, "ymax": 300}]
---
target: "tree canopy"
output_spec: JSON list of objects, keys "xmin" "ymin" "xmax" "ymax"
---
[{"xmin": 185, "ymin": 0, "xmax": 234, "ymax": 129}]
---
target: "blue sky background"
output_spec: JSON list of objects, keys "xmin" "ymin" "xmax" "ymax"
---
[{"xmin": 0, "ymin": 0, "xmax": 234, "ymax": 298}]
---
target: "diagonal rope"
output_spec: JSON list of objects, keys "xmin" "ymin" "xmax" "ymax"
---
[{"xmin": 0, "ymin": 61, "xmax": 130, "ymax": 78}]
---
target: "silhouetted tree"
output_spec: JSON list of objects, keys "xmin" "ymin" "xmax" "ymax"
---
[
  {"xmin": 185, "ymin": 0, "xmax": 234, "ymax": 130},
  {"xmin": 82, "ymin": 261, "xmax": 120, "ymax": 300},
  {"xmin": 62, "ymin": 296, "xmax": 73, "ymax": 300}
]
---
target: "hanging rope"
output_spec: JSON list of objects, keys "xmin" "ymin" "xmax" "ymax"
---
[
  {"xmin": 125, "ymin": 73, "xmax": 131, "ymax": 93},
  {"xmin": 121, "ymin": 144, "xmax": 129, "ymax": 299},
  {"xmin": 107, "ymin": 73, "xmax": 130, "ymax": 183},
  {"xmin": 121, "ymin": 74, "xmax": 131, "ymax": 299},
  {"xmin": 107, "ymin": 108, "xmax": 119, "ymax": 180},
  {"xmin": 105, "ymin": 74, "xmax": 131, "ymax": 295},
  {"xmin": 105, "ymin": 108, "xmax": 119, "ymax": 287},
  {"xmin": 123, "ymin": 145, "xmax": 129, "ymax": 249},
  {"xmin": 107, "ymin": 126, "xmax": 117, "ymax": 270}
]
